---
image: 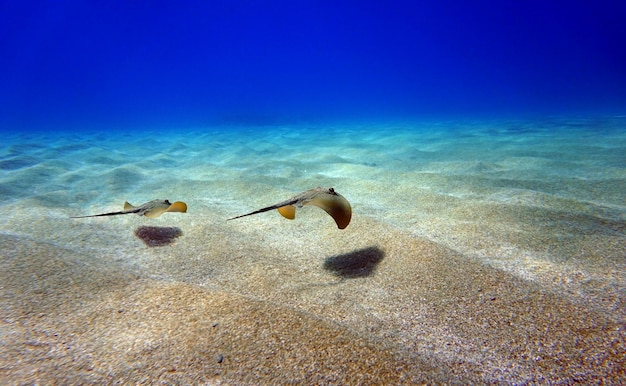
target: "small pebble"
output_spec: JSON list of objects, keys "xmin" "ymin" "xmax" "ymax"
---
[{"xmin": 217, "ymin": 354, "xmax": 224, "ymax": 363}]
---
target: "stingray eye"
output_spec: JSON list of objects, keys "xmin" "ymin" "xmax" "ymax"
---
[
  {"xmin": 165, "ymin": 200, "xmax": 171, "ymax": 204},
  {"xmin": 329, "ymin": 188, "xmax": 336, "ymax": 194}
]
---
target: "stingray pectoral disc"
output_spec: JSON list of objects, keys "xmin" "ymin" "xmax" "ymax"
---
[
  {"xmin": 166, "ymin": 201, "xmax": 188, "ymax": 213},
  {"xmin": 307, "ymin": 192, "xmax": 352, "ymax": 229}
]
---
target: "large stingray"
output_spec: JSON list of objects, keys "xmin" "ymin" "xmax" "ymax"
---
[
  {"xmin": 70, "ymin": 199, "xmax": 187, "ymax": 219},
  {"xmin": 227, "ymin": 187, "xmax": 352, "ymax": 229}
]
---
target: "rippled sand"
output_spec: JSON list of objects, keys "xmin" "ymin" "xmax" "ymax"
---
[{"xmin": 1, "ymin": 120, "xmax": 624, "ymax": 383}]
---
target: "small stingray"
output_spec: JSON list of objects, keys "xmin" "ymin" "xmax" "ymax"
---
[
  {"xmin": 227, "ymin": 187, "xmax": 352, "ymax": 229},
  {"xmin": 70, "ymin": 199, "xmax": 187, "ymax": 219}
]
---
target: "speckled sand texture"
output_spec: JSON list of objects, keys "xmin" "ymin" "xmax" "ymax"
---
[{"xmin": 1, "ymin": 121, "xmax": 624, "ymax": 384}]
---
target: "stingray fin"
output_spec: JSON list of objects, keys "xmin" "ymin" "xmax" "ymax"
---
[
  {"xmin": 143, "ymin": 207, "xmax": 168, "ymax": 218},
  {"xmin": 166, "ymin": 201, "xmax": 188, "ymax": 213},
  {"xmin": 277, "ymin": 205, "xmax": 296, "ymax": 220},
  {"xmin": 306, "ymin": 193, "xmax": 352, "ymax": 229},
  {"xmin": 124, "ymin": 201, "xmax": 135, "ymax": 211}
]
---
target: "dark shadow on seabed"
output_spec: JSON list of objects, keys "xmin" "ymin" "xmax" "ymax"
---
[
  {"xmin": 134, "ymin": 226, "xmax": 183, "ymax": 247},
  {"xmin": 323, "ymin": 246, "xmax": 385, "ymax": 278}
]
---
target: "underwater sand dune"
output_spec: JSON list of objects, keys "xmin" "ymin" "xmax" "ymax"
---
[{"xmin": 0, "ymin": 121, "xmax": 624, "ymax": 383}]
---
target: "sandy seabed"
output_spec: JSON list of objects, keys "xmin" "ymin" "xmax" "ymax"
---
[{"xmin": 1, "ymin": 120, "xmax": 624, "ymax": 384}]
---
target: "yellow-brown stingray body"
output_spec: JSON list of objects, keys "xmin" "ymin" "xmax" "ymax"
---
[
  {"xmin": 70, "ymin": 199, "xmax": 187, "ymax": 218},
  {"xmin": 228, "ymin": 187, "xmax": 352, "ymax": 229}
]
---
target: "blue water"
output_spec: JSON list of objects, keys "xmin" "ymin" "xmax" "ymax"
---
[{"xmin": 1, "ymin": 1, "xmax": 625, "ymax": 131}]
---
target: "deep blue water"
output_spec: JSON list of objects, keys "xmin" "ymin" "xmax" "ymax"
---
[{"xmin": 1, "ymin": 1, "xmax": 625, "ymax": 131}]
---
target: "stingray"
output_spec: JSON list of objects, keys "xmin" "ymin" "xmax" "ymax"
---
[
  {"xmin": 70, "ymin": 199, "xmax": 188, "ymax": 219},
  {"xmin": 227, "ymin": 187, "xmax": 352, "ymax": 229}
]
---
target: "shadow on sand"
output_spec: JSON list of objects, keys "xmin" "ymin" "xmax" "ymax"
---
[
  {"xmin": 134, "ymin": 226, "xmax": 183, "ymax": 247},
  {"xmin": 323, "ymin": 246, "xmax": 385, "ymax": 278}
]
